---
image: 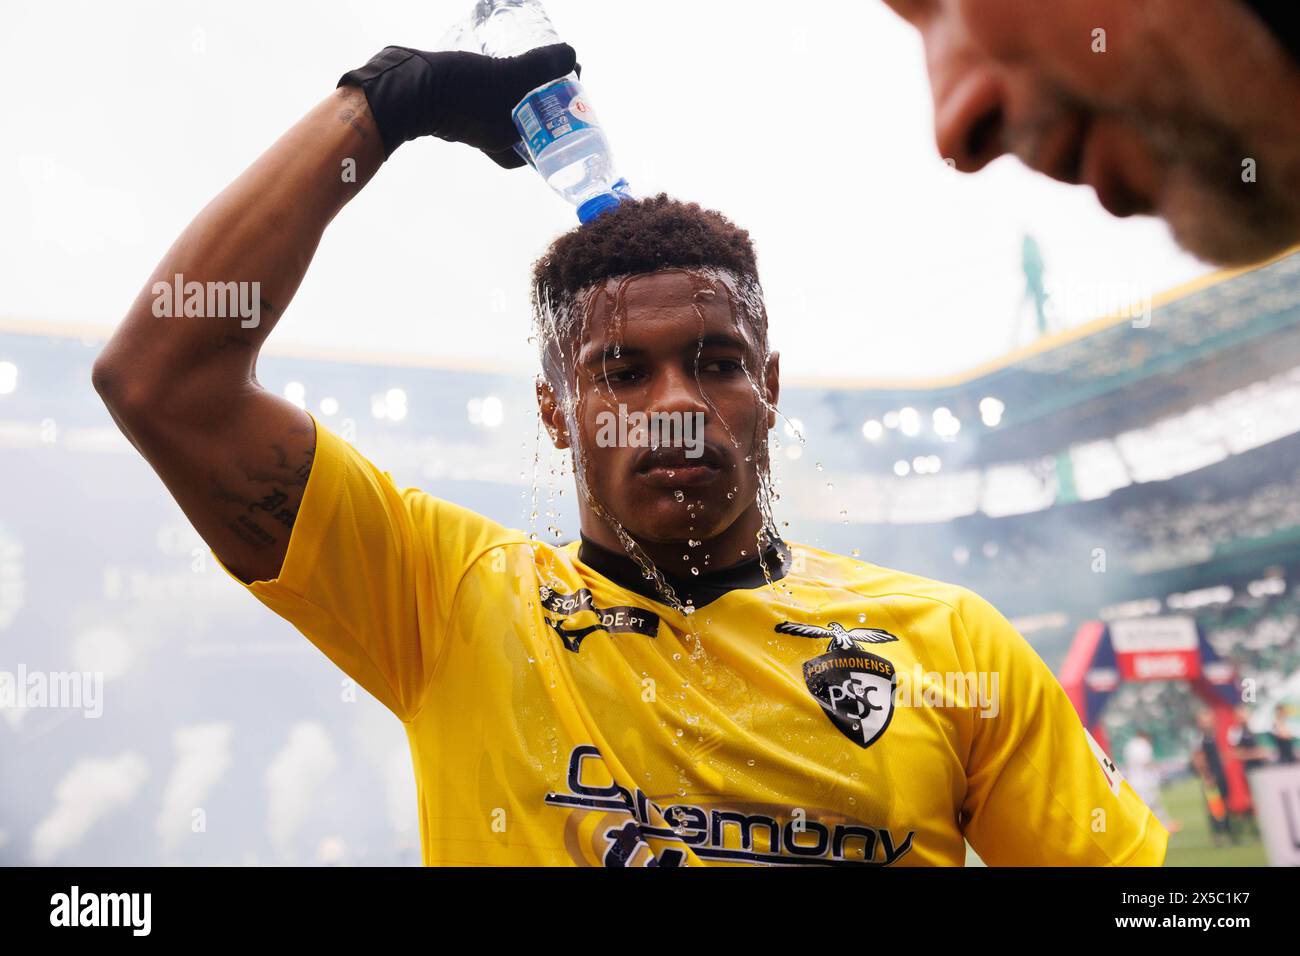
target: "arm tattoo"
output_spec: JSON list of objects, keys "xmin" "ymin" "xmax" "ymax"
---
[
  {"xmin": 213, "ymin": 439, "xmax": 316, "ymax": 551},
  {"xmin": 335, "ymin": 87, "xmax": 372, "ymax": 140}
]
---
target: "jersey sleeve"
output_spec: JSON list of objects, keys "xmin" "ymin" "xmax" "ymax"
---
[
  {"xmin": 215, "ymin": 414, "xmax": 518, "ymax": 721},
  {"xmin": 955, "ymin": 589, "xmax": 1169, "ymax": 866}
]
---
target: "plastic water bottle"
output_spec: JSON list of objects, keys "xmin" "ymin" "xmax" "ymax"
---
[{"xmin": 444, "ymin": 0, "xmax": 629, "ymax": 223}]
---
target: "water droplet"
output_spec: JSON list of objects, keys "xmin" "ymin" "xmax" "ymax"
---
[{"xmin": 673, "ymin": 490, "xmax": 685, "ymax": 502}]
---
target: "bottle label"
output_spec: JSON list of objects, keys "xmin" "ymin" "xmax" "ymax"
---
[{"xmin": 512, "ymin": 77, "xmax": 598, "ymax": 158}]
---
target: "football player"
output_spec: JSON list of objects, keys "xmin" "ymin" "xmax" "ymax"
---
[{"xmin": 93, "ymin": 42, "xmax": 1167, "ymax": 866}]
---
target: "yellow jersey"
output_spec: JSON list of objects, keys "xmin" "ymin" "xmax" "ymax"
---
[{"xmin": 220, "ymin": 418, "xmax": 1168, "ymax": 867}]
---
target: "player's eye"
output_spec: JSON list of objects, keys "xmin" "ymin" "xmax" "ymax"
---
[
  {"xmin": 699, "ymin": 358, "xmax": 744, "ymax": 374},
  {"xmin": 600, "ymin": 367, "xmax": 642, "ymax": 386}
]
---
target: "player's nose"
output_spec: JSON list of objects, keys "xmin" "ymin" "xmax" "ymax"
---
[
  {"xmin": 648, "ymin": 364, "xmax": 710, "ymax": 418},
  {"xmin": 932, "ymin": 60, "xmax": 1007, "ymax": 174}
]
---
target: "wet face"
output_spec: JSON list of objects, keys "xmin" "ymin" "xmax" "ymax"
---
[
  {"xmin": 537, "ymin": 270, "xmax": 779, "ymax": 553},
  {"xmin": 883, "ymin": 0, "xmax": 1300, "ymax": 264}
]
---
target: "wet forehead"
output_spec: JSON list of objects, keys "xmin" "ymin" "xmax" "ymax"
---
[{"xmin": 580, "ymin": 271, "xmax": 756, "ymax": 356}]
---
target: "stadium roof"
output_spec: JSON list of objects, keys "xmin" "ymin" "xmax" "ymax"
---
[{"xmin": 813, "ymin": 250, "xmax": 1300, "ymax": 467}]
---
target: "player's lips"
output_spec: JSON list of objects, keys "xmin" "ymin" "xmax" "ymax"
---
[
  {"xmin": 634, "ymin": 444, "xmax": 725, "ymax": 489},
  {"xmin": 1040, "ymin": 117, "xmax": 1154, "ymax": 218},
  {"xmin": 1028, "ymin": 112, "xmax": 1089, "ymax": 186},
  {"xmin": 1035, "ymin": 116, "xmax": 1154, "ymax": 218},
  {"xmin": 1080, "ymin": 128, "xmax": 1153, "ymax": 218}
]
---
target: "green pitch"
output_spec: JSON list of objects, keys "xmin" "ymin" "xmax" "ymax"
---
[{"xmin": 1160, "ymin": 776, "xmax": 1268, "ymax": 867}]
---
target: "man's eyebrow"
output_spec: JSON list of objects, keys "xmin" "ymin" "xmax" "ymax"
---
[
  {"xmin": 579, "ymin": 343, "xmax": 647, "ymax": 366},
  {"xmin": 693, "ymin": 332, "xmax": 751, "ymax": 352},
  {"xmin": 578, "ymin": 332, "xmax": 754, "ymax": 367}
]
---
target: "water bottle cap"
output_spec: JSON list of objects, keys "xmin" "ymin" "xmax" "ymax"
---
[{"xmin": 577, "ymin": 192, "xmax": 622, "ymax": 224}]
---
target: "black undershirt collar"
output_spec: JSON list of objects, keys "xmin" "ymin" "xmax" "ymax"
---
[{"xmin": 576, "ymin": 532, "xmax": 792, "ymax": 610}]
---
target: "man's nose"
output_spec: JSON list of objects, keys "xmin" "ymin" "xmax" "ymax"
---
[
  {"xmin": 648, "ymin": 365, "xmax": 711, "ymax": 418},
  {"xmin": 932, "ymin": 63, "xmax": 1006, "ymax": 174}
]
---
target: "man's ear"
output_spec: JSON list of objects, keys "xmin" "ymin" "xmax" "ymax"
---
[
  {"xmin": 763, "ymin": 350, "xmax": 780, "ymax": 429},
  {"xmin": 535, "ymin": 376, "xmax": 571, "ymax": 449}
]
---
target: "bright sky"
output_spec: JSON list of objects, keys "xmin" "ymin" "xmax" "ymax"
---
[{"xmin": 1, "ymin": 0, "xmax": 1211, "ymax": 380}]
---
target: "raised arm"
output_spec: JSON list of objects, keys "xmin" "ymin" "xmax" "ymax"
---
[
  {"xmin": 93, "ymin": 86, "xmax": 381, "ymax": 583},
  {"xmin": 93, "ymin": 42, "xmax": 576, "ymax": 584}
]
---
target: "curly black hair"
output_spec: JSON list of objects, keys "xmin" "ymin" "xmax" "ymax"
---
[
  {"xmin": 532, "ymin": 193, "xmax": 759, "ymax": 296},
  {"xmin": 531, "ymin": 195, "xmax": 767, "ymax": 378}
]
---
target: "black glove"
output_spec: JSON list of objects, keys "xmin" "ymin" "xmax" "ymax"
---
[{"xmin": 337, "ymin": 43, "xmax": 578, "ymax": 168}]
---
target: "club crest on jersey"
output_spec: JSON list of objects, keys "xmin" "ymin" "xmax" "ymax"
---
[{"xmin": 801, "ymin": 640, "xmax": 897, "ymax": 750}]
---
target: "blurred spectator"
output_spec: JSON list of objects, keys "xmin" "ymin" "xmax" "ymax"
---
[
  {"xmin": 1191, "ymin": 710, "xmax": 1237, "ymax": 847},
  {"xmin": 1122, "ymin": 732, "xmax": 1176, "ymax": 832},
  {"xmin": 1273, "ymin": 704, "xmax": 1297, "ymax": 764},
  {"xmin": 1228, "ymin": 704, "xmax": 1273, "ymax": 773}
]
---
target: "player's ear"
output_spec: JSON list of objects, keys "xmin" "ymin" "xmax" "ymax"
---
[
  {"xmin": 763, "ymin": 350, "xmax": 780, "ymax": 430},
  {"xmin": 535, "ymin": 376, "xmax": 571, "ymax": 449}
]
